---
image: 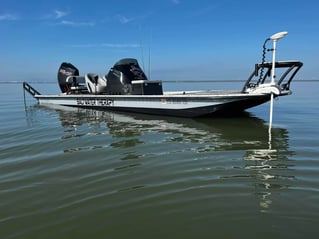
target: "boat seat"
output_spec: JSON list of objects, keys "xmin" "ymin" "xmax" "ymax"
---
[
  {"xmin": 102, "ymin": 74, "xmax": 108, "ymax": 82},
  {"xmin": 66, "ymin": 76, "xmax": 88, "ymax": 93},
  {"xmin": 85, "ymin": 73, "xmax": 107, "ymax": 94}
]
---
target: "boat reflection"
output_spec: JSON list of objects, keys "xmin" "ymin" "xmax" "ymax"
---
[
  {"xmin": 34, "ymin": 105, "xmax": 289, "ymax": 149},
  {"xmin": 31, "ymin": 105, "xmax": 293, "ymax": 154},
  {"xmin": 242, "ymin": 129, "xmax": 294, "ymax": 213},
  {"xmin": 27, "ymin": 105, "xmax": 295, "ymax": 212}
]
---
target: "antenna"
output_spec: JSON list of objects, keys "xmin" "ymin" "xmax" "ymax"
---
[
  {"xmin": 139, "ymin": 25, "xmax": 145, "ymax": 72},
  {"xmin": 148, "ymin": 29, "xmax": 152, "ymax": 80}
]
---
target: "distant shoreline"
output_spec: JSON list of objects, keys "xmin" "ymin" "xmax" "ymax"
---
[{"xmin": 1, "ymin": 80, "xmax": 318, "ymax": 84}]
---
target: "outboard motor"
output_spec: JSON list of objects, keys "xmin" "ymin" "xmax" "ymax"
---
[
  {"xmin": 112, "ymin": 58, "xmax": 148, "ymax": 82},
  {"xmin": 105, "ymin": 58, "xmax": 148, "ymax": 95},
  {"xmin": 57, "ymin": 62, "xmax": 79, "ymax": 93}
]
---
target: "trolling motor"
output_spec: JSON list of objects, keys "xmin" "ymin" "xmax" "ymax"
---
[
  {"xmin": 259, "ymin": 32, "xmax": 288, "ymax": 85},
  {"xmin": 267, "ymin": 32, "xmax": 288, "ymax": 130},
  {"xmin": 242, "ymin": 32, "xmax": 291, "ymax": 141},
  {"xmin": 245, "ymin": 32, "xmax": 288, "ymax": 96}
]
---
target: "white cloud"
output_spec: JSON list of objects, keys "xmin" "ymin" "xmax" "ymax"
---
[
  {"xmin": 67, "ymin": 44, "xmax": 97, "ymax": 48},
  {"xmin": 54, "ymin": 10, "xmax": 68, "ymax": 19},
  {"xmin": 42, "ymin": 10, "xmax": 68, "ymax": 20},
  {"xmin": 116, "ymin": 14, "xmax": 134, "ymax": 24},
  {"xmin": 101, "ymin": 43, "xmax": 140, "ymax": 48},
  {"xmin": 0, "ymin": 13, "xmax": 18, "ymax": 21},
  {"xmin": 59, "ymin": 20, "xmax": 95, "ymax": 27},
  {"xmin": 114, "ymin": 12, "xmax": 152, "ymax": 25}
]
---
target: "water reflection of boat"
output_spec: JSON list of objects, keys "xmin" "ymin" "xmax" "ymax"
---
[
  {"xmin": 34, "ymin": 104, "xmax": 291, "ymax": 153},
  {"xmin": 26, "ymin": 105, "xmax": 295, "ymax": 212}
]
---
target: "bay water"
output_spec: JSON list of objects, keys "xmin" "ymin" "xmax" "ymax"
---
[{"xmin": 1, "ymin": 81, "xmax": 318, "ymax": 238}]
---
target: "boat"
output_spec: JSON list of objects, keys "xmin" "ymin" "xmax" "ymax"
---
[{"xmin": 23, "ymin": 32, "xmax": 303, "ymax": 118}]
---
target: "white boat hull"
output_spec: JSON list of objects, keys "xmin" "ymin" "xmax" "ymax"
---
[{"xmin": 34, "ymin": 90, "xmax": 272, "ymax": 117}]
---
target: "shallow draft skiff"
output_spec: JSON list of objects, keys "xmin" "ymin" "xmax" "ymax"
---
[{"xmin": 23, "ymin": 32, "xmax": 302, "ymax": 118}]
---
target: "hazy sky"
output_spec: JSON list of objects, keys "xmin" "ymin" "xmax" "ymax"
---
[{"xmin": 1, "ymin": 0, "xmax": 318, "ymax": 82}]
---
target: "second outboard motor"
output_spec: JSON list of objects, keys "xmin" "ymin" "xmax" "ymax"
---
[
  {"xmin": 105, "ymin": 58, "xmax": 148, "ymax": 95},
  {"xmin": 112, "ymin": 58, "xmax": 148, "ymax": 82},
  {"xmin": 57, "ymin": 62, "xmax": 79, "ymax": 93}
]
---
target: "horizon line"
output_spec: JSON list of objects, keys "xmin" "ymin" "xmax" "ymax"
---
[{"xmin": 1, "ymin": 79, "xmax": 319, "ymax": 84}]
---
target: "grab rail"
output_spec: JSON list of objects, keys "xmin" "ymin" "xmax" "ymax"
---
[
  {"xmin": 23, "ymin": 82, "xmax": 41, "ymax": 97},
  {"xmin": 242, "ymin": 61, "xmax": 303, "ymax": 92}
]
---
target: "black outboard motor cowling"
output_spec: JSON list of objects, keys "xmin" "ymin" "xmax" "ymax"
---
[
  {"xmin": 105, "ymin": 58, "xmax": 148, "ymax": 95},
  {"xmin": 112, "ymin": 58, "xmax": 148, "ymax": 82},
  {"xmin": 57, "ymin": 62, "xmax": 79, "ymax": 93}
]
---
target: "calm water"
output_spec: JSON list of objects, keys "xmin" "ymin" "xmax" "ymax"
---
[{"xmin": 1, "ymin": 82, "xmax": 319, "ymax": 239}]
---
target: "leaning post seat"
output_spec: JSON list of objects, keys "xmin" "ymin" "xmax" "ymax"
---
[{"xmin": 85, "ymin": 73, "xmax": 107, "ymax": 94}]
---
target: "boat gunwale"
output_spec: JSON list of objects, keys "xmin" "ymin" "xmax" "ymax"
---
[{"xmin": 34, "ymin": 90, "xmax": 274, "ymax": 100}]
